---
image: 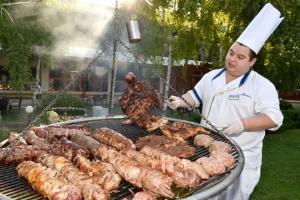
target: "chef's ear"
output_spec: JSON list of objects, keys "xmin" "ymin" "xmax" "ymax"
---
[{"xmin": 250, "ymin": 57, "xmax": 257, "ymax": 67}]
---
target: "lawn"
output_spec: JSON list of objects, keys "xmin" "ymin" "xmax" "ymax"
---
[{"xmin": 251, "ymin": 130, "xmax": 300, "ymax": 200}]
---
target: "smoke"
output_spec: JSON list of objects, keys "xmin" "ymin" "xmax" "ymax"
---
[{"xmin": 13, "ymin": 0, "xmax": 137, "ymax": 61}]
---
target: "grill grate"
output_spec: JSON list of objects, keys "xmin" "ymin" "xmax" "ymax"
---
[{"xmin": 0, "ymin": 117, "xmax": 243, "ymax": 200}]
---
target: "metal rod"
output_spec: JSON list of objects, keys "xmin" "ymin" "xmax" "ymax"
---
[{"xmin": 163, "ymin": 33, "xmax": 173, "ymax": 112}]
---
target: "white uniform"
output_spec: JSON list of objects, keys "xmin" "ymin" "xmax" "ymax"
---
[{"xmin": 190, "ymin": 68, "xmax": 283, "ymax": 200}]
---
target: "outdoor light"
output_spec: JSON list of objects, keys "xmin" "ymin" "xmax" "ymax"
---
[
  {"xmin": 126, "ymin": 20, "xmax": 141, "ymax": 43},
  {"xmin": 25, "ymin": 105, "xmax": 34, "ymax": 114}
]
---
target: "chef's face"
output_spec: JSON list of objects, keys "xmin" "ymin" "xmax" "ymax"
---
[{"xmin": 225, "ymin": 42, "xmax": 257, "ymax": 77}]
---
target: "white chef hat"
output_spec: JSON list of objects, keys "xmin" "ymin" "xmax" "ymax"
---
[{"xmin": 236, "ymin": 3, "xmax": 284, "ymax": 54}]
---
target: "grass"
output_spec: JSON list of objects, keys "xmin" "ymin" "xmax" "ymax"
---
[{"xmin": 251, "ymin": 130, "xmax": 300, "ymax": 200}]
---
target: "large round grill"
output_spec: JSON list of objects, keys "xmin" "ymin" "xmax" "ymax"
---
[{"xmin": 0, "ymin": 115, "xmax": 244, "ymax": 200}]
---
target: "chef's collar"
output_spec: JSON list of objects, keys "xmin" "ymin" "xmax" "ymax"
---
[{"xmin": 211, "ymin": 67, "xmax": 252, "ymax": 86}]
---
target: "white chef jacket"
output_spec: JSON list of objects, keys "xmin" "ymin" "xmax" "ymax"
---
[{"xmin": 190, "ymin": 67, "xmax": 283, "ymax": 200}]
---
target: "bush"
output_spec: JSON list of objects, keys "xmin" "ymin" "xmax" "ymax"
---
[
  {"xmin": 280, "ymin": 100, "xmax": 293, "ymax": 110},
  {"xmin": 41, "ymin": 94, "xmax": 91, "ymax": 109},
  {"xmin": 280, "ymin": 108, "xmax": 300, "ymax": 130}
]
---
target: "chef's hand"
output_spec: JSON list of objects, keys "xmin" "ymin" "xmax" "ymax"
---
[
  {"xmin": 167, "ymin": 96, "xmax": 186, "ymax": 110},
  {"xmin": 223, "ymin": 119, "xmax": 245, "ymax": 136}
]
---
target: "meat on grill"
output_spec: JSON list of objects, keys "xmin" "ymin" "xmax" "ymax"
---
[
  {"xmin": 123, "ymin": 149, "xmax": 200, "ymax": 188},
  {"xmin": 160, "ymin": 122, "xmax": 210, "ymax": 142},
  {"xmin": 119, "ymin": 72, "xmax": 163, "ymax": 130},
  {"xmin": 74, "ymin": 154, "xmax": 121, "ymax": 192},
  {"xmin": 135, "ymin": 135, "xmax": 195, "ymax": 158},
  {"xmin": 196, "ymin": 156, "xmax": 226, "ymax": 175},
  {"xmin": 47, "ymin": 126, "xmax": 92, "ymax": 138},
  {"xmin": 194, "ymin": 134, "xmax": 214, "ymax": 148},
  {"xmin": 104, "ymin": 148, "xmax": 174, "ymax": 198},
  {"xmin": 22, "ymin": 130, "xmax": 51, "ymax": 150},
  {"xmin": 17, "ymin": 161, "xmax": 82, "ymax": 200},
  {"xmin": 140, "ymin": 146, "xmax": 209, "ymax": 187},
  {"xmin": 51, "ymin": 137, "xmax": 89, "ymax": 160},
  {"xmin": 132, "ymin": 191, "xmax": 156, "ymax": 200},
  {"xmin": 0, "ymin": 145, "xmax": 48, "ymax": 164},
  {"xmin": 210, "ymin": 151, "xmax": 235, "ymax": 169},
  {"xmin": 92, "ymin": 127, "xmax": 136, "ymax": 150},
  {"xmin": 8, "ymin": 132, "xmax": 27, "ymax": 146},
  {"xmin": 209, "ymin": 141, "xmax": 232, "ymax": 153},
  {"xmin": 69, "ymin": 132, "xmax": 174, "ymax": 198},
  {"xmin": 37, "ymin": 153, "xmax": 109, "ymax": 200},
  {"xmin": 195, "ymin": 152, "xmax": 235, "ymax": 176}
]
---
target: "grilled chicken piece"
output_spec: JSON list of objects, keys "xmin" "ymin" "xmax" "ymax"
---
[
  {"xmin": 17, "ymin": 161, "xmax": 82, "ymax": 200},
  {"xmin": 210, "ymin": 151, "xmax": 235, "ymax": 169},
  {"xmin": 160, "ymin": 122, "xmax": 210, "ymax": 142},
  {"xmin": 140, "ymin": 146, "xmax": 209, "ymax": 187},
  {"xmin": 47, "ymin": 126, "xmax": 92, "ymax": 138},
  {"xmin": 133, "ymin": 191, "xmax": 156, "ymax": 200},
  {"xmin": 92, "ymin": 128, "xmax": 136, "ymax": 150},
  {"xmin": 144, "ymin": 116, "xmax": 168, "ymax": 132},
  {"xmin": 136, "ymin": 135, "xmax": 195, "ymax": 158},
  {"xmin": 196, "ymin": 157, "xmax": 226, "ymax": 175},
  {"xmin": 38, "ymin": 154, "xmax": 108, "ymax": 200},
  {"xmin": 100, "ymin": 148, "xmax": 174, "ymax": 198},
  {"xmin": 8, "ymin": 132, "xmax": 27, "ymax": 146},
  {"xmin": 74, "ymin": 154, "xmax": 121, "ymax": 192},
  {"xmin": 22, "ymin": 130, "xmax": 51, "ymax": 149},
  {"xmin": 0, "ymin": 144, "xmax": 49, "ymax": 164},
  {"xmin": 123, "ymin": 149, "xmax": 199, "ymax": 188},
  {"xmin": 51, "ymin": 137, "xmax": 89, "ymax": 160},
  {"xmin": 209, "ymin": 141, "xmax": 232, "ymax": 153},
  {"xmin": 119, "ymin": 72, "xmax": 163, "ymax": 130},
  {"xmin": 194, "ymin": 134, "xmax": 214, "ymax": 148}
]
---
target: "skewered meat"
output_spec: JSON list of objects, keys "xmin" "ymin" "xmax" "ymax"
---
[
  {"xmin": 160, "ymin": 122, "xmax": 210, "ymax": 142},
  {"xmin": 209, "ymin": 141, "xmax": 232, "ymax": 153},
  {"xmin": 104, "ymin": 148, "xmax": 174, "ymax": 198},
  {"xmin": 132, "ymin": 191, "xmax": 156, "ymax": 200},
  {"xmin": 210, "ymin": 151, "xmax": 235, "ymax": 169},
  {"xmin": 38, "ymin": 153, "xmax": 109, "ymax": 200},
  {"xmin": 69, "ymin": 132, "xmax": 174, "ymax": 197},
  {"xmin": 92, "ymin": 127, "xmax": 136, "ymax": 150},
  {"xmin": 17, "ymin": 161, "xmax": 82, "ymax": 200},
  {"xmin": 194, "ymin": 134, "xmax": 214, "ymax": 148},
  {"xmin": 22, "ymin": 130, "xmax": 51, "ymax": 150},
  {"xmin": 140, "ymin": 146, "xmax": 209, "ymax": 187},
  {"xmin": 51, "ymin": 137, "xmax": 89, "ymax": 160},
  {"xmin": 136, "ymin": 135, "xmax": 195, "ymax": 158},
  {"xmin": 0, "ymin": 144, "xmax": 49, "ymax": 164},
  {"xmin": 119, "ymin": 72, "xmax": 163, "ymax": 130},
  {"xmin": 7, "ymin": 132, "xmax": 27, "ymax": 146},
  {"xmin": 47, "ymin": 126, "xmax": 92, "ymax": 138},
  {"xmin": 69, "ymin": 132, "xmax": 103, "ymax": 154},
  {"xmin": 74, "ymin": 154, "xmax": 121, "ymax": 192},
  {"xmin": 196, "ymin": 156, "xmax": 226, "ymax": 175},
  {"xmin": 123, "ymin": 149, "xmax": 199, "ymax": 188}
]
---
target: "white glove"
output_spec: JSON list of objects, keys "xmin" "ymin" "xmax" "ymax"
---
[
  {"xmin": 167, "ymin": 96, "xmax": 186, "ymax": 110},
  {"xmin": 223, "ymin": 119, "xmax": 245, "ymax": 136}
]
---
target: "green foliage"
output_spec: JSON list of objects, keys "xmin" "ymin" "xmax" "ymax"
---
[
  {"xmin": 0, "ymin": 2, "xmax": 53, "ymax": 90},
  {"xmin": 137, "ymin": 0, "xmax": 300, "ymax": 92},
  {"xmin": 41, "ymin": 94, "xmax": 91, "ymax": 109},
  {"xmin": 280, "ymin": 108, "xmax": 300, "ymax": 130},
  {"xmin": 280, "ymin": 100, "xmax": 293, "ymax": 110}
]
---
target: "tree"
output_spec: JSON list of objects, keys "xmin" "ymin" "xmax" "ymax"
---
[
  {"xmin": 0, "ymin": 1, "xmax": 52, "ymax": 90},
  {"xmin": 135, "ymin": 0, "xmax": 300, "ymax": 92}
]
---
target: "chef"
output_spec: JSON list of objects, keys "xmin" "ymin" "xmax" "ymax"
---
[{"xmin": 168, "ymin": 3, "xmax": 284, "ymax": 200}]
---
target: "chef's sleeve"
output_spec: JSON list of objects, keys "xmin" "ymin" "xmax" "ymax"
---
[{"xmin": 255, "ymin": 81, "xmax": 283, "ymax": 131}]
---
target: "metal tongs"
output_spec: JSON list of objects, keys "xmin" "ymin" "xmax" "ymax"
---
[{"xmin": 173, "ymin": 95, "xmax": 224, "ymax": 135}]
